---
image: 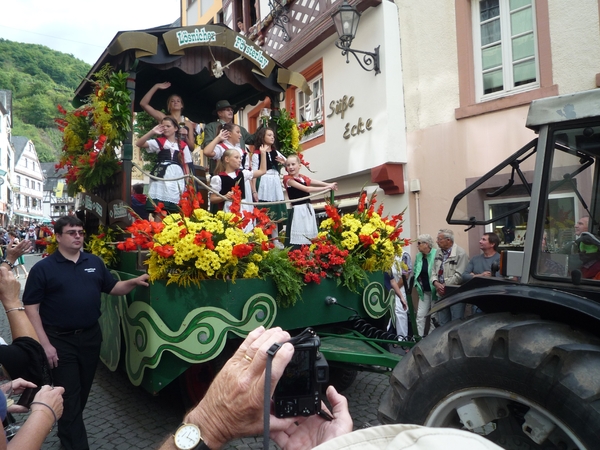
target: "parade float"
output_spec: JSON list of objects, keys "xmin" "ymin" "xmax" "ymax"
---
[{"xmin": 58, "ymin": 24, "xmax": 415, "ymax": 401}]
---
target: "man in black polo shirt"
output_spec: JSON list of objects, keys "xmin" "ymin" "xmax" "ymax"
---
[{"xmin": 23, "ymin": 216, "xmax": 149, "ymax": 450}]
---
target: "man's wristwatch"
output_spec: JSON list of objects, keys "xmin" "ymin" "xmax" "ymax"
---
[{"xmin": 173, "ymin": 423, "xmax": 210, "ymax": 450}]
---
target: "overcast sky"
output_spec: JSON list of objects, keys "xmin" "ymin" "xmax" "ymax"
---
[{"xmin": 0, "ymin": 0, "xmax": 181, "ymax": 65}]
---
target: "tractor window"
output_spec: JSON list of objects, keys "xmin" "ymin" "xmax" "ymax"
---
[{"xmin": 535, "ymin": 123, "xmax": 600, "ymax": 281}]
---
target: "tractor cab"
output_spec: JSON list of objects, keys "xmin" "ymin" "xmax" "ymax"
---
[{"xmin": 446, "ymin": 89, "xmax": 600, "ymax": 293}]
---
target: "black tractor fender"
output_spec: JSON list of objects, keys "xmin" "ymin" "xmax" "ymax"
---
[{"xmin": 430, "ymin": 277, "xmax": 600, "ymax": 338}]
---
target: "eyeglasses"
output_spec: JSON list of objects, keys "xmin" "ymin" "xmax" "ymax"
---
[
  {"xmin": 62, "ymin": 230, "xmax": 85, "ymax": 237},
  {"xmin": 417, "ymin": 241, "xmax": 424, "ymax": 245}
]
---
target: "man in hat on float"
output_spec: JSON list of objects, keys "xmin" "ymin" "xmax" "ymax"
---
[{"xmin": 202, "ymin": 100, "xmax": 257, "ymax": 174}]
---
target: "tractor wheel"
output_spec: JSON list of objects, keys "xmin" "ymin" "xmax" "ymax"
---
[{"xmin": 378, "ymin": 312, "xmax": 600, "ymax": 449}]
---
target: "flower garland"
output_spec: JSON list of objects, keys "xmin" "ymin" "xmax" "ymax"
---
[{"xmin": 55, "ymin": 64, "xmax": 131, "ymax": 196}]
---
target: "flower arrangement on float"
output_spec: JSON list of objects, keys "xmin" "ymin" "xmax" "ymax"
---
[
  {"xmin": 275, "ymin": 109, "xmax": 315, "ymax": 171},
  {"xmin": 289, "ymin": 191, "xmax": 407, "ymax": 293},
  {"xmin": 55, "ymin": 64, "xmax": 131, "ymax": 196},
  {"xmin": 85, "ymin": 226, "xmax": 119, "ymax": 267},
  {"xmin": 43, "ymin": 184, "xmax": 405, "ymax": 306}
]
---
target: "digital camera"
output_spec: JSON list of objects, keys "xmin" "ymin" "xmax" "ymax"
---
[{"xmin": 273, "ymin": 333, "xmax": 329, "ymax": 418}]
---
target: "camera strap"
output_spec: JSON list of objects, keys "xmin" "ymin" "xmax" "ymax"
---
[{"xmin": 263, "ymin": 328, "xmax": 316, "ymax": 450}]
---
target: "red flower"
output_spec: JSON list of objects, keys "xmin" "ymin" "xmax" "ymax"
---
[
  {"xmin": 154, "ymin": 245, "xmax": 175, "ymax": 258},
  {"xmin": 154, "ymin": 202, "xmax": 165, "ymax": 214},
  {"xmin": 232, "ymin": 243, "xmax": 253, "ymax": 258},
  {"xmin": 358, "ymin": 192, "xmax": 367, "ymax": 213},
  {"xmin": 194, "ymin": 230, "xmax": 215, "ymax": 250}
]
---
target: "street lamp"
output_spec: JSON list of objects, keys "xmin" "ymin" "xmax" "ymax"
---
[{"xmin": 331, "ymin": 0, "xmax": 380, "ymax": 75}]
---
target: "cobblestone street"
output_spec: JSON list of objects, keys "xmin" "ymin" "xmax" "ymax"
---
[{"xmin": 3, "ymin": 254, "xmax": 392, "ymax": 449}]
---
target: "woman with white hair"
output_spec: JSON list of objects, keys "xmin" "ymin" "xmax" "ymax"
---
[{"xmin": 413, "ymin": 234, "xmax": 437, "ymax": 336}]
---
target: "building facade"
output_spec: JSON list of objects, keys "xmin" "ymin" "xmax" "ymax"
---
[
  {"xmin": 181, "ymin": 0, "xmax": 600, "ymax": 258},
  {"xmin": 397, "ymin": 0, "xmax": 600, "ymax": 255},
  {"xmin": 11, "ymin": 136, "xmax": 45, "ymax": 225},
  {"xmin": 182, "ymin": 0, "xmax": 411, "ymax": 233},
  {"xmin": 41, "ymin": 162, "xmax": 75, "ymax": 221},
  {"xmin": 0, "ymin": 90, "xmax": 15, "ymax": 227}
]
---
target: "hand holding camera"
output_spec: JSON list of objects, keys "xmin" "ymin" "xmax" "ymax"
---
[{"xmin": 179, "ymin": 326, "xmax": 352, "ymax": 450}]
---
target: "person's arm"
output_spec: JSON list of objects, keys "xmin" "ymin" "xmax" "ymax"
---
[
  {"xmin": 158, "ymin": 326, "xmax": 352, "ymax": 450},
  {"xmin": 135, "ymin": 124, "xmax": 163, "ymax": 149},
  {"xmin": 7, "ymin": 385, "xmax": 64, "ymax": 450},
  {"xmin": 462, "ymin": 260, "xmax": 475, "ymax": 282},
  {"xmin": 203, "ymin": 129, "xmax": 229, "ymax": 158},
  {"xmin": 251, "ymin": 146, "xmax": 268, "ymax": 179},
  {"xmin": 390, "ymin": 277, "xmax": 407, "ymax": 310},
  {"xmin": 446, "ymin": 250, "xmax": 469, "ymax": 285},
  {"xmin": 139, "ymin": 82, "xmax": 170, "ymax": 123},
  {"xmin": 2, "ymin": 240, "xmax": 32, "ymax": 268},
  {"xmin": 209, "ymin": 176, "xmax": 229, "ymax": 205},
  {"xmin": 310, "ymin": 179, "xmax": 338, "ymax": 191},
  {"xmin": 0, "ymin": 267, "xmax": 38, "ymax": 341},
  {"xmin": 109, "ymin": 274, "xmax": 149, "ymax": 296},
  {"xmin": 251, "ymin": 153, "xmax": 259, "ymax": 201},
  {"xmin": 24, "ymin": 304, "xmax": 57, "ymax": 368},
  {"xmin": 178, "ymin": 124, "xmax": 196, "ymax": 152},
  {"xmin": 286, "ymin": 178, "xmax": 334, "ymax": 194}
]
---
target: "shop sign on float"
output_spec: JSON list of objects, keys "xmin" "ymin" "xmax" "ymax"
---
[{"xmin": 327, "ymin": 95, "xmax": 373, "ymax": 139}]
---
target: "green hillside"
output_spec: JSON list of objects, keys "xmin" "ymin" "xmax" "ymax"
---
[{"xmin": 0, "ymin": 38, "xmax": 91, "ymax": 162}]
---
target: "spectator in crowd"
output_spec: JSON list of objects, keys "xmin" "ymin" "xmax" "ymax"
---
[
  {"xmin": 158, "ymin": 326, "xmax": 503, "ymax": 450},
  {"xmin": 7, "ymin": 232, "xmax": 28, "ymax": 279},
  {"xmin": 23, "ymin": 215, "xmax": 149, "ymax": 450},
  {"xmin": 387, "ymin": 252, "xmax": 409, "ymax": 341},
  {"xmin": 413, "ymin": 234, "xmax": 437, "ymax": 337},
  {"xmin": 431, "ymin": 229, "xmax": 469, "ymax": 325},
  {"xmin": 0, "ymin": 266, "xmax": 65, "ymax": 449},
  {"xmin": 237, "ymin": 18, "xmax": 247, "ymax": 34},
  {"xmin": 462, "ymin": 232, "xmax": 501, "ymax": 282}
]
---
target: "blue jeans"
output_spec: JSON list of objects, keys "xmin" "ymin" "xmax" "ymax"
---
[{"xmin": 436, "ymin": 302, "xmax": 466, "ymax": 326}]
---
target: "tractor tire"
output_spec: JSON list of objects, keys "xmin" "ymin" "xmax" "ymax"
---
[
  {"xmin": 378, "ymin": 312, "xmax": 600, "ymax": 449},
  {"xmin": 328, "ymin": 366, "xmax": 358, "ymax": 393}
]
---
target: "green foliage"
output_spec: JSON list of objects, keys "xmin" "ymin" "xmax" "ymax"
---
[
  {"xmin": 0, "ymin": 38, "xmax": 90, "ymax": 162},
  {"xmin": 258, "ymin": 249, "xmax": 304, "ymax": 308},
  {"xmin": 339, "ymin": 255, "xmax": 369, "ymax": 294}
]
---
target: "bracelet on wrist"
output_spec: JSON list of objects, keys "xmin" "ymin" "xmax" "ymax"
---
[
  {"xmin": 5, "ymin": 307, "xmax": 25, "ymax": 313},
  {"xmin": 1, "ymin": 259, "xmax": 14, "ymax": 269},
  {"xmin": 30, "ymin": 401, "xmax": 58, "ymax": 431}
]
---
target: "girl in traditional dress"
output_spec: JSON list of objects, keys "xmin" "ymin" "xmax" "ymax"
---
[
  {"xmin": 204, "ymin": 123, "xmax": 254, "ymax": 214},
  {"xmin": 251, "ymin": 128, "xmax": 287, "ymax": 248},
  {"xmin": 139, "ymin": 81, "xmax": 203, "ymax": 151},
  {"xmin": 209, "ymin": 146, "xmax": 268, "ymax": 232},
  {"xmin": 283, "ymin": 155, "xmax": 337, "ymax": 246},
  {"xmin": 136, "ymin": 117, "xmax": 193, "ymax": 217}
]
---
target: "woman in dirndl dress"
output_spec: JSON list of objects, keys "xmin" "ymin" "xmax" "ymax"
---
[
  {"xmin": 135, "ymin": 117, "xmax": 192, "ymax": 217},
  {"xmin": 251, "ymin": 128, "xmax": 287, "ymax": 248},
  {"xmin": 283, "ymin": 155, "xmax": 337, "ymax": 247}
]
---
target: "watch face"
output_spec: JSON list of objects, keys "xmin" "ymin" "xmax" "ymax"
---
[{"xmin": 174, "ymin": 423, "xmax": 201, "ymax": 450}]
